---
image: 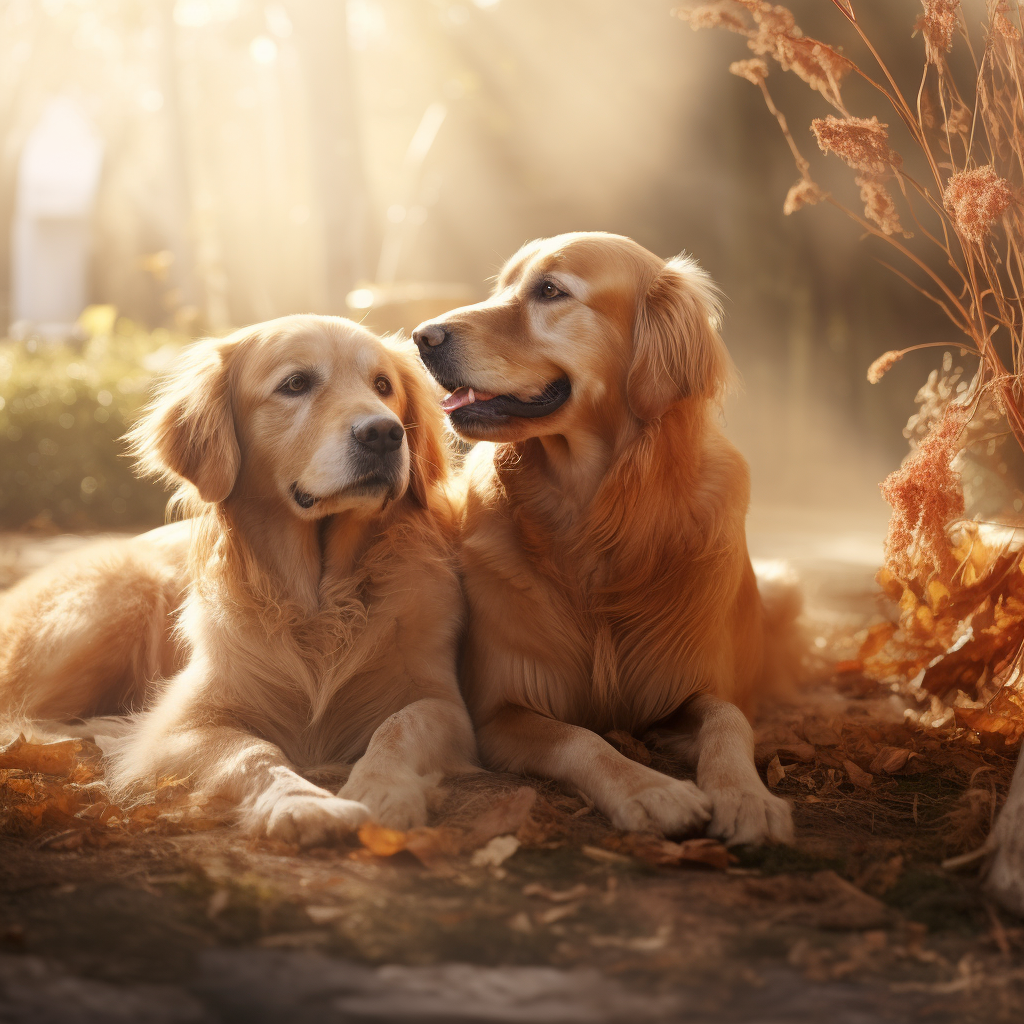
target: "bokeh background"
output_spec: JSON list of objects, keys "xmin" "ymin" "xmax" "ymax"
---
[{"xmin": 0, "ymin": 0, "xmax": 963, "ymax": 535}]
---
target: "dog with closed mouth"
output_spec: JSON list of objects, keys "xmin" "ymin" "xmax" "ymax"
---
[
  {"xmin": 413, "ymin": 231, "xmax": 795, "ymax": 845},
  {"xmin": 0, "ymin": 315, "xmax": 476, "ymax": 845}
]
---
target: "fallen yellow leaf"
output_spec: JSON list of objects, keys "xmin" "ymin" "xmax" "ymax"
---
[
  {"xmin": 358, "ymin": 821, "xmax": 407, "ymax": 857},
  {"xmin": 926, "ymin": 580, "xmax": 950, "ymax": 615}
]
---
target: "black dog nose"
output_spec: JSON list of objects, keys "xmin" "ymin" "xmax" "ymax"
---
[
  {"xmin": 352, "ymin": 416, "xmax": 404, "ymax": 456},
  {"xmin": 413, "ymin": 323, "xmax": 447, "ymax": 352}
]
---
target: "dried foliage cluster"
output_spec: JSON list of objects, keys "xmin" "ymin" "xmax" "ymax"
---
[
  {"xmin": 4, "ymin": 721, "xmax": 1022, "ymax": 1007},
  {"xmin": 2, "ymin": 711, "xmax": 1010, "ymax": 874},
  {"xmin": 681, "ymin": 1, "xmax": 1024, "ymax": 745},
  {"xmin": 757, "ymin": 688, "xmax": 1012, "ymax": 865},
  {"xmin": 0, "ymin": 732, "xmax": 732, "ymax": 871},
  {"xmin": 0, "ymin": 734, "xmax": 232, "ymax": 850}
]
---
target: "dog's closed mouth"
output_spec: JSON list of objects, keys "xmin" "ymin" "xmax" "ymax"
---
[
  {"xmin": 440, "ymin": 378, "xmax": 571, "ymax": 423},
  {"xmin": 291, "ymin": 476, "xmax": 392, "ymax": 510}
]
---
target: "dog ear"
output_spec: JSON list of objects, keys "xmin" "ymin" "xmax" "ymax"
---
[
  {"xmin": 627, "ymin": 255, "xmax": 732, "ymax": 421},
  {"xmin": 387, "ymin": 337, "xmax": 450, "ymax": 508},
  {"xmin": 128, "ymin": 338, "xmax": 240, "ymax": 503}
]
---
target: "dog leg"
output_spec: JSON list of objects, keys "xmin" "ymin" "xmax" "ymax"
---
[
  {"xmin": 985, "ymin": 747, "xmax": 1024, "ymax": 915},
  {"xmin": 477, "ymin": 704, "xmax": 711, "ymax": 835},
  {"xmin": 672, "ymin": 694, "xmax": 793, "ymax": 846},
  {"xmin": 339, "ymin": 697, "xmax": 477, "ymax": 830},
  {"xmin": 109, "ymin": 718, "xmax": 369, "ymax": 847}
]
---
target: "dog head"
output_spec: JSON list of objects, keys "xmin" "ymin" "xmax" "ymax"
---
[
  {"xmin": 130, "ymin": 315, "xmax": 447, "ymax": 519},
  {"xmin": 412, "ymin": 232, "xmax": 731, "ymax": 442}
]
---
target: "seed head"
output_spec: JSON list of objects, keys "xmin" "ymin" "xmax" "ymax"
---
[
  {"xmin": 783, "ymin": 178, "xmax": 825, "ymax": 215},
  {"xmin": 677, "ymin": 3, "xmax": 748, "ymax": 32},
  {"xmin": 868, "ymin": 350, "xmax": 904, "ymax": 384},
  {"xmin": 729, "ymin": 58, "xmax": 769, "ymax": 85},
  {"xmin": 991, "ymin": 1, "xmax": 1020, "ymax": 40},
  {"xmin": 914, "ymin": 0, "xmax": 961, "ymax": 65},
  {"xmin": 812, "ymin": 115, "xmax": 900, "ymax": 175},
  {"xmin": 857, "ymin": 175, "xmax": 912, "ymax": 238},
  {"xmin": 880, "ymin": 404, "xmax": 968, "ymax": 583},
  {"xmin": 740, "ymin": 2, "xmax": 853, "ymax": 105},
  {"xmin": 943, "ymin": 166, "xmax": 1015, "ymax": 245}
]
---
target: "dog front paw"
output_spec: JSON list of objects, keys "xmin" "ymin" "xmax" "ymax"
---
[
  {"xmin": 339, "ymin": 772, "xmax": 430, "ymax": 831},
  {"xmin": 705, "ymin": 784, "xmax": 793, "ymax": 846},
  {"xmin": 611, "ymin": 777, "xmax": 712, "ymax": 835},
  {"xmin": 264, "ymin": 793, "xmax": 370, "ymax": 847}
]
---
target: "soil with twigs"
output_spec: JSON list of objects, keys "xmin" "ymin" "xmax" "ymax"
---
[{"xmin": 1, "ymin": 535, "xmax": 1023, "ymax": 1022}]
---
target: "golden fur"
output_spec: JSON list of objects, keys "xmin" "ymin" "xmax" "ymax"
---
[
  {"xmin": 414, "ymin": 232, "xmax": 794, "ymax": 844},
  {"xmin": 0, "ymin": 315, "xmax": 476, "ymax": 845}
]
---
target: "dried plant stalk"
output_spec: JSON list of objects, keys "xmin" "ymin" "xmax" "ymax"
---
[{"xmin": 681, "ymin": 0, "xmax": 1024, "ymax": 742}]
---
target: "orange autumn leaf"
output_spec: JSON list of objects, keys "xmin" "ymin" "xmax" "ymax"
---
[
  {"xmin": 358, "ymin": 821, "xmax": 408, "ymax": 857},
  {"xmin": 858, "ymin": 622, "xmax": 896, "ymax": 659},
  {"xmin": 0, "ymin": 738, "xmax": 87, "ymax": 776},
  {"xmin": 603, "ymin": 832, "xmax": 732, "ymax": 871},
  {"xmin": 834, "ymin": 659, "xmax": 864, "ymax": 674}
]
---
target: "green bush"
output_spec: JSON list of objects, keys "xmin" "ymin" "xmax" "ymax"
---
[{"xmin": 0, "ymin": 310, "xmax": 187, "ymax": 531}]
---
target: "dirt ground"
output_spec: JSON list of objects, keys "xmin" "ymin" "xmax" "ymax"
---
[{"xmin": 2, "ymin": 524, "xmax": 1023, "ymax": 1024}]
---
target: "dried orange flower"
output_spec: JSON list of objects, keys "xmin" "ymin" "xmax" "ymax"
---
[
  {"xmin": 880, "ymin": 404, "xmax": 968, "ymax": 583},
  {"xmin": 867, "ymin": 349, "xmax": 904, "ymax": 384},
  {"xmin": 857, "ymin": 175, "xmax": 911, "ymax": 238},
  {"xmin": 943, "ymin": 166, "xmax": 1015, "ymax": 245},
  {"xmin": 783, "ymin": 178, "xmax": 824, "ymax": 215},
  {"xmin": 914, "ymin": 0, "xmax": 961, "ymax": 65},
  {"xmin": 812, "ymin": 115, "xmax": 900, "ymax": 175},
  {"xmin": 729, "ymin": 58, "xmax": 768, "ymax": 85}
]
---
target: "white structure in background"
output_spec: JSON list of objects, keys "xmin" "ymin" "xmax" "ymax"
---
[{"xmin": 10, "ymin": 98, "xmax": 104, "ymax": 340}]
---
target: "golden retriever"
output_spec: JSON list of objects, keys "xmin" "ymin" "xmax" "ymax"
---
[
  {"xmin": 413, "ymin": 232, "xmax": 794, "ymax": 845},
  {"xmin": 0, "ymin": 315, "xmax": 476, "ymax": 845}
]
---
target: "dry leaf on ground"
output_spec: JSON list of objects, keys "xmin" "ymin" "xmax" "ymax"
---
[
  {"xmin": 745, "ymin": 871, "xmax": 891, "ymax": 930},
  {"xmin": 868, "ymin": 746, "xmax": 914, "ymax": 774},
  {"xmin": 358, "ymin": 822, "xmax": 407, "ymax": 857},
  {"xmin": 766, "ymin": 755, "xmax": 786, "ymax": 787},
  {"xmin": 603, "ymin": 832, "xmax": 731, "ymax": 871},
  {"xmin": 843, "ymin": 760, "xmax": 874, "ymax": 788}
]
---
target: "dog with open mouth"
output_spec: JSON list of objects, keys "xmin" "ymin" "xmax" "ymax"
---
[
  {"xmin": 0, "ymin": 315, "xmax": 476, "ymax": 845},
  {"xmin": 413, "ymin": 231, "xmax": 797, "ymax": 845}
]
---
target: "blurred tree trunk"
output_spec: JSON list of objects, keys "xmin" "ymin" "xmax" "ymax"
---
[
  {"xmin": 157, "ymin": 0, "xmax": 198, "ymax": 320},
  {"xmin": 290, "ymin": 0, "xmax": 370, "ymax": 313},
  {"xmin": 0, "ymin": 8, "xmax": 43, "ymax": 333}
]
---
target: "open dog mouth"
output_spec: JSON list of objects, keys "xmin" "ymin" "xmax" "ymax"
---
[
  {"xmin": 290, "ymin": 476, "xmax": 392, "ymax": 509},
  {"xmin": 439, "ymin": 378, "xmax": 571, "ymax": 423}
]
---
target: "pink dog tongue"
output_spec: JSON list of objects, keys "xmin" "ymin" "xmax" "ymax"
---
[{"xmin": 441, "ymin": 386, "xmax": 496, "ymax": 413}]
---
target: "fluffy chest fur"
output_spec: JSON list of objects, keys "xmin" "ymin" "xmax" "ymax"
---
[
  {"xmin": 462, "ymin": 520, "xmax": 736, "ymax": 733},
  {"xmin": 459, "ymin": 419, "xmax": 764, "ymax": 733},
  {"xmin": 180, "ymin": 520, "xmax": 460, "ymax": 772}
]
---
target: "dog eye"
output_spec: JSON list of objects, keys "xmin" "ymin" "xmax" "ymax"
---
[
  {"xmin": 374, "ymin": 374, "xmax": 393, "ymax": 397},
  {"xmin": 280, "ymin": 373, "xmax": 310, "ymax": 394},
  {"xmin": 539, "ymin": 281, "xmax": 563, "ymax": 299}
]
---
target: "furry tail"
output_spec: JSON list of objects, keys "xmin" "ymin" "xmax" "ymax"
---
[{"xmin": 753, "ymin": 558, "xmax": 808, "ymax": 697}]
